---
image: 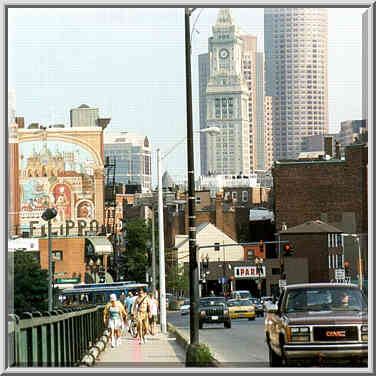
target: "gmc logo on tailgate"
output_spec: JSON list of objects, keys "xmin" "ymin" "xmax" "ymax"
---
[{"xmin": 325, "ymin": 330, "xmax": 346, "ymax": 337}]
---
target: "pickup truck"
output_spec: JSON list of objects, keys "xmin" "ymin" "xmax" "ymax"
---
[{"xmin": 264, "ymin": 283, "xmax": 368, "ymax": 367}]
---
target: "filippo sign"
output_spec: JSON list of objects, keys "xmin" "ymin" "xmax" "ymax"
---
[{"xmin": 234, "ymin": 266, "xmax": 266, "ymax": 279}]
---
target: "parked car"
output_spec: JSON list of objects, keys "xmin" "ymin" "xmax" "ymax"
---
[
  {"xmin": 180, "ymin": 299, "xmax": 190, "ymax": 315},
  {"xmin": 265, "ymin": 283, "xmax": 368, "ymax": 367},
  {"xmin": 249, "ymin": 298, "xmax": 264, "ymax": 317},
  {"xmin": 227, "ymin": 299, "xmax": 256, "ymax": 320},
  {"xmin": 199, "ymin": 297, "xmax": 231, "ymax": 329}
]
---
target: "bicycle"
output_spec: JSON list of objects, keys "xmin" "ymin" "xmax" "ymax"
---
[{"xmin": 128, "ymin": 315, "xmax": 138, "ymax": 338}]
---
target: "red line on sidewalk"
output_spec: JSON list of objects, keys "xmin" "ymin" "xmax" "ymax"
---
[{"xmin": 131, "ymin": 337, "xmax": 143, "ymax": 362}]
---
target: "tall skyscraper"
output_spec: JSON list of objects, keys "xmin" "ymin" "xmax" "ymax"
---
[
  {"xmin": 362, "ymin": 11, "xmax": 368, "ymax": 122},
  {"xmin": 205, "ymin": 9, "xmax": 251, "ymax": 176},
  {"xmin": 103, "ymin": 132, "xmax": 152, "ymax": 192},
  {"xmin": 265, "ymin": 8, "xmax": 329, "ymax": 160},
  {"xmin": 198, "ymin": 53, "xmax": 210, "ymax": 176}
]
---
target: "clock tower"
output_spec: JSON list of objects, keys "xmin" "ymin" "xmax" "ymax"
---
[{"xmin": 205, "ymin": 8, "xmax": 251, "ymax": 176}]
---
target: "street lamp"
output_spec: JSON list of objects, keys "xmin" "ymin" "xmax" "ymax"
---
[
  {"xmin": 255, "ymin": 257, "xmax": 264, "ymax": 298},
  {"xmin": 157, "ymin": 127, "xmax": 220, "ymax": 334},
  {"xmin": 41, "ymin": 207, "xmax": 57, "ymax": 311}
]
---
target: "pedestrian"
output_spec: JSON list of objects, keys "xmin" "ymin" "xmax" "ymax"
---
[
  {"xmin": 148, "ymin": 292, "xmax": 159, "ymax": 336},
  {"xmin": 103, "ymin": 293, "xmax": 127, "ymax": 348},
  {"xmin": 125, "ymin": 291, "xmax": 134, "ymax": 334},
  {"xmin": 132, "ymin": 288, "xmax": 151, "ymax": 344}
]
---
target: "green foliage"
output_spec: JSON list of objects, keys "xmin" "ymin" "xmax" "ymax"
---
[
  {"xmin": 186, "ymin": 343, "xmax": 215, "ymax": 367},
  {"xmin": 166, "ymin": 263, "xmax": 189, "ymax": 297},
  {"xmin": 120, "ymin": 219, "xmax": 152, "ymax": 282},
  {"xmin": 10, "ymin": 251, "xmax": 49, "ymax": 315}
]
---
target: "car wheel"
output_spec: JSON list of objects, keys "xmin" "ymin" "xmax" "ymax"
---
[
  {"xmin": 249, "ymin": 316, "xmax": 256, "ymax": 321},
  {"xmin": 268, "ymin": 344, "xmax": 283, "ymax": 367}
]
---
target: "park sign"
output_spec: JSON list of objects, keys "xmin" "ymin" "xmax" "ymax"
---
[
  {"xmin": 55, "ymin": 278, "xmax": 81, "ymax": 284},
  {"xmin": 234, "ymin": 266, "xmax": 265, "ymax": 279}
]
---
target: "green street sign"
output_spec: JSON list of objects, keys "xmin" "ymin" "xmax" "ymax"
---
[{"xmin": 55, "ymin": 278, "xmax": 81, "ymax": 284}]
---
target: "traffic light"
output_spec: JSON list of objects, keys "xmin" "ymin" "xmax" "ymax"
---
[
  {"xmin": 283, "ymin": 243, "xmax": 294, "ymax": 257},
  {"xmin": 214, "ymin": 242, "xmax": 220, "ymax": 251},
  {"xmin": 344, "ymin": 261, "xmax": 350, "ymax": 276},
  {"xmin": 259, "ymin": 240, "xmax": 264, "ymax": 253}
]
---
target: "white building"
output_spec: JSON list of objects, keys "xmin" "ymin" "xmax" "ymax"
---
[
  {"xmin": 174, "ymin": 222, "xmax": 244, "ymax": 265},
  {"xmin": 264, "ymin": 8, "xmax": 329, "ymax": 160}
]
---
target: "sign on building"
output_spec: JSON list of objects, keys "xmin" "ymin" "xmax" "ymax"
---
[
  {"xmin": 234, "ymin": 266, "xmax": 265, "ymax": 279},
  {"xmin": 335, "ymin": 268, "xmax": 345, "ymax": 280},
  {"xmin": 279, "ymin": 279, "xmax": 287, "ymax": 288}
]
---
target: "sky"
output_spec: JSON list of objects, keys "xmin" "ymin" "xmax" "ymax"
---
[{"xmin": 8, "ymin": 7, "xmax": 366, "ymax": 185}]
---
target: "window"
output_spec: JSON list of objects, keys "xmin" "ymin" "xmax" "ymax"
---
[
  {"xmin": 232, "ymin": 192, "xmax": 237, "ymax": 200},
  {"xmin": 196, "ymin": 197, "xmax": 201, "ymax": 204},
  {"xmin": 242, "ymin": 191, "xmax": 248, "ymax": 202},
  {"xmin": 272, "ymin": 268, "xmax": 281, "ymax": 275},
  {"xmin": 53, "ymin": 250, "xmax": 63, "ymax": 261}
]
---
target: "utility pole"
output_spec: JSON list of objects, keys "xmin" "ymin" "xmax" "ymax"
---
[
  {"xmin": 151, "ymin": 206, "xmax": 156, "ymax": 294},
  {"xmin": 185, "ymin": 7, "xmax": 199, "ymax": 346},
  {"xmin": 157, "ymin": 149, "xmax": 167, "ymax": 333}
]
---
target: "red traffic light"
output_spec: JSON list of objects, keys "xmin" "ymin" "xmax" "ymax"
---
[
  {"xmin": 283, "ymin": 243, "xmax": 294, "ymax": 256},
  {"xmin": 259, "ymin": 240, "xmax": 264, "ymax": 252},
  {"xmin": 344, "ymin": 261, "xmax": 350, "ymax": 268}
]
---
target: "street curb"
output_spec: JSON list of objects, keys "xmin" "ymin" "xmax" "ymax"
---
[{"xmin": 167, "ymin": 322, "xmax": 222, "ymax": 367}]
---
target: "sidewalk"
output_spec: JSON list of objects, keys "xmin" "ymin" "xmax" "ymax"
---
[{"xmin": 95, "ymin": 325, "xmax": 186, "ymax": 368}]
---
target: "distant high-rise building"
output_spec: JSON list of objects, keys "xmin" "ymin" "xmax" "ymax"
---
[
  {"xmin": 8, "ymin": 89, "xmax": 16, "ymax": 124},
  {"xmin": 265, "ymin": 8, "xmax": 329, "ymax": 160},
  {"xmin": 70, "ymin": 104, "xmax": 111, "ymax": 129},
  {"xmin": 338, "ymin": 120, "xmax": 367, "ymax": 146},
  {"xmin": 103, "ymin": 132, "xmax": 152, "ymax": 192},
  {"xmin": 205, "ymin": 8, "xmax": 251, "ymax": 176},
  {"xmin": 362, "ymin": 11, "xmax": 368, "ymax": 122},
  {"xmin": 198, "ymin": 53, "xmax": 210, "ymax": 176},
  {"xmin": 200, "ymin": 9, "xmax": 273, "ymax": 176}
]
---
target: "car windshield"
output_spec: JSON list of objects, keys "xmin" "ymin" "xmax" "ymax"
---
[
  {"xmin": 238, "ymin": 300, "xmax": 251, "ymax": 307},
  {"xmin": 285, "ymin": 287, "xmax": 367, "ymax": 313},
  {"xmin": 236, "ymin": 292, "xmax": 250, "ymax": 299},
  {"xmin": 200, "ymin": 298, "xmax": 226, "ymax": 307}
]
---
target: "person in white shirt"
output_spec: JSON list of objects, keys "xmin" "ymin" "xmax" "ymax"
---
[{"xmin": 148, "ymin": 292, "xmax": 159, "ymax": 336}]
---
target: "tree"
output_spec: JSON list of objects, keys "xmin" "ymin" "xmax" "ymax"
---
[
  {"xmin": 166, "ymin": 263, "xmax": 189, "ymax": 297},
  {"xmin": 10, "ymin": 251, "xmax": 49, "ymax": 315},
  {"xmin": 120, "ymin": 219, "xmax": 151, "ymax": 282}
]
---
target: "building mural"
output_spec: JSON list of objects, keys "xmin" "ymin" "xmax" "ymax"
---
[{"xmin": 19, "ymin": 140, "xmax": 97, "ymax": 231}]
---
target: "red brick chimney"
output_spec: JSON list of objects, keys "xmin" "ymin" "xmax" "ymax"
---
[{"xmin": 215, "ymin": 193, "xmax": 224, "ymax": 231}]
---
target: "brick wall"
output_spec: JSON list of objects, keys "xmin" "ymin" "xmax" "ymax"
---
[
  {"xmin": 272, "ymin": 144, "xmax": 367, "ymax": 234},
  {"xmin": 280, "ymin": 233, "xmax": 330, "ymax": 283},
  {"xmin": 39, "ymin": 237, "xmax": 86, "ymax": 282}
]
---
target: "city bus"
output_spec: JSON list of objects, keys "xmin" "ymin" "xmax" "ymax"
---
[{"xmin": 59, "ymin": 281, "xmax": 149, "ymax": 306}]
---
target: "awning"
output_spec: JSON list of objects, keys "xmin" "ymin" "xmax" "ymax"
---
[{"xmin": 86, "ymin": 236, "xmax": 113, "ymax": 255}]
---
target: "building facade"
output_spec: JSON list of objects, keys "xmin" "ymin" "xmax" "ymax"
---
[
  {"xmin": 103, "ymin": 132, "xmax": 152, "ymax": 192},
  {"xmin": 265, "ymin": 8, "xmax": 329, "ymax": 160}
]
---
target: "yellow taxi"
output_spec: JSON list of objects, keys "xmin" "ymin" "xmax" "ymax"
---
[{"xmin": 227, "ymin": 298, "xmax": 256, "ymax": 320}]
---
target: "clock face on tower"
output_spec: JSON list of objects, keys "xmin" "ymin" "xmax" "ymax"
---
[{"xmin": 219, "ymin": 48, "xmax": 229, "ymax": 59}]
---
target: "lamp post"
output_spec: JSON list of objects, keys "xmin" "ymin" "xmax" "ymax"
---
[
  {"xmin": 342, "ymin": 233, "xmax": 363, "ymax": 291},
  {"xmin": 156, "ymin": 124, "xmax": 219, "ymax": 334},
  {"xmin": 41, "ymin": 207, "xmax": 57, "ymax": 311}
]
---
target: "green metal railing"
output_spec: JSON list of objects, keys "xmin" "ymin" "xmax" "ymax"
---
[{"xmin": 8, "ymin": 305, "xmax": 105, "ymax": 367}]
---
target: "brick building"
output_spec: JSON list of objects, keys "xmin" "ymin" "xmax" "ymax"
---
[{"xmin": 272, "ymin": 143, "xmax": 368, "ymax": 287}]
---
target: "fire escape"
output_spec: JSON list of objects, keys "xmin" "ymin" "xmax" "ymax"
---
[{"xmin": 104, "ymin": 156, "xmax": 119, "ymax": 281}]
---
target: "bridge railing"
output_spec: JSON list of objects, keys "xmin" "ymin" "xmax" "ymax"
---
[{"xmin": 8, "ymin": 305, "xmax": 105, "ymax": 367}]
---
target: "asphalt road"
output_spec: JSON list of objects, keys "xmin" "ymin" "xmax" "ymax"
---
[{"xmin": 167, "ymin": 311, "xmax": 269, "ymax": 367}]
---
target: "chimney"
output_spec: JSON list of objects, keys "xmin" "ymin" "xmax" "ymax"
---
[
  {"xmin": 324, "ymin": 136, "xmax": 334, "ymax": 157},
  {"xmin": 15, "ymin": 117, "xmax": 24, "ymax": 129},
  {"xmin": 215, "ymin": 194, "xmax": 224, "ymax": 231},
  {"xmin": 335, "ymin": 141, "xmax": 342, "ymax": 159}
]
